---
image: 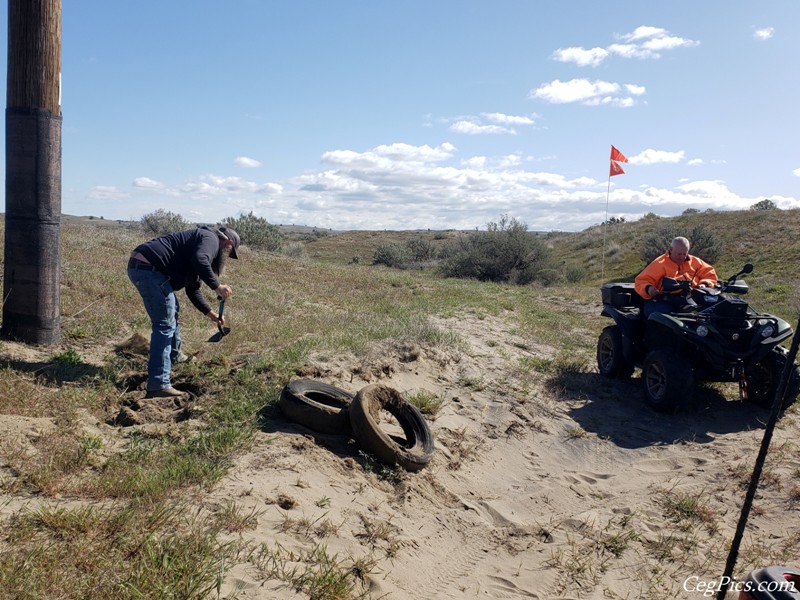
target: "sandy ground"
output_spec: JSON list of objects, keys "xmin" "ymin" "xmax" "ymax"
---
[
  {"xmin": 2, "ymin": 313, "xmax": 799, "ymax": 599},
  {"xmin": 210, "ymin": 313, "xmax": 800, "ymax": 599}
]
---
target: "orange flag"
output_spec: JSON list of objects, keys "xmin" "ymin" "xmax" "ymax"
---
[
  {"xmin": 610, "ymin": 145, "xmax": 628, "ymax": 163},
  {"xmin": 610, "ymin": 160, "xmax": 625, "ymax": 177}
]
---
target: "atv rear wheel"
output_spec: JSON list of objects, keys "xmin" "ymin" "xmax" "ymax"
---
[
  {"xmin": 642, "ymin": 349, "xmax": 694, "ymax": 412},
  {"xmin": 597, "ymin": 325, "xmax": 635, "ymax": 379},
  {"xmin": 745, "ymin": 349, "xmax": 800, "ymax": 409}
]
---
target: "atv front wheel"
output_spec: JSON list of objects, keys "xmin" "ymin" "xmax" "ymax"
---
[
  {"xmin": 642, "ymin": 349, "xmax": 694, "ymax": 412},
  {"xmin": 597, "ymin": 325, "xmax": 635, "ymax": 379},
  {"xmin": 746, "ymin": 349, "xmax": 800, "ymax": 409}
]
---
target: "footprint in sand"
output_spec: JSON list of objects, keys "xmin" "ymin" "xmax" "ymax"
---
[
  {"xmin": 631, "ymin": 455, "xmax": 708, "ymax": 474},
  {"xmin": 486, "ymin": 574, "xmax": 541, "ymax": 598},
  {"xmin": 563, "ymin": 471, "xmax": 614, "ymax": 485}
]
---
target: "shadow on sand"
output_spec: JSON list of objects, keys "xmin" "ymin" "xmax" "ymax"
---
[{"xmin": 555, "ymin": 372, "xmax": 776, "ymax": 449}]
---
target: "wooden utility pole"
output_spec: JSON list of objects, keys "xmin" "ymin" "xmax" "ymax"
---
[{"xmin": 3, "ymin": 0, "xmax": 62, "ymax": 344}]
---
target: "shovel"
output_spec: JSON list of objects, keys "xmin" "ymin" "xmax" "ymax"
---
[{"xmin": 208, "ymin": 297, "xmax": 231, "ymax": 342}]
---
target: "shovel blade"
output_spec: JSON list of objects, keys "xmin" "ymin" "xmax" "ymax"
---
[{"xmin": 207, "ymin": 327, "xmax": 231, "ymax": 343}]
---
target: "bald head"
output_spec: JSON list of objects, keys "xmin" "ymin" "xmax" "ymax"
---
[{"xmin": 668, "ymin": 237, "xmax": 690, "ymax": 264}]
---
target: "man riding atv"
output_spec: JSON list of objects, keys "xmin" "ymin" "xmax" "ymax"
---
[
  {"xmin": 597, "ymin": 238, "xmax": 800, "ymax": 412},
  {"xmin": 635, "ymin": 236, "xmax": 718, "ymax": 317}
]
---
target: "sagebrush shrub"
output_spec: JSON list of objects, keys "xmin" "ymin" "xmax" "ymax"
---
[
  {"xmin": 140, "ymin": 209, "xmax": 192, "ymax": 236},
  {"xmin": 640, "ymin": 223, "xmax": 722, "ymax": 264},
  {"xmin": 220, "ymin": 212, "xmax": 283, "ymax": 252},
  {"xmin": 281, "ymin": 242, "xmax": 308, "ymax": 261},
  {"xmin": 751, "ymin": 199, "xmax": 778, "ymax": 211},
  {"xmin": 439, "ymin": 215, "xmax": 555, "ymax": 285},
  {"xmin": 373, "ymin": 243, "xmax": 412, "ymax": 268},
  {"xmin": 406, "ymin": 237, "xmax": 437, "ymax": 262},
  {"xmin": 564, "ymin": 264, "xmax": 587, "ymax": 283}
]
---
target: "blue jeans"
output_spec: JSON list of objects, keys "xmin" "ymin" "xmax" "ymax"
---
[{"xmin": 127, "ymin": 262, "xmax": 182, "ymax": 391}]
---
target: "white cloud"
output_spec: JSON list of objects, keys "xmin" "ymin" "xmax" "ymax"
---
[
  {"xmin": 496, "ymin": 154, "xmax": 523, "ymax": 168},
  {"xmin": 767, "ymin": 195, "xmax": 800, "ymax": 210},
  {"xmin": 606, "ymin": 44, "xmax": 640, "ymax": 59},
  {"xmin": 322, "ymin": 143, "xmax": 456, "ymax": 168},
  {"xmin": 630, "ymin": 149, "xmax": 685, "ymax": 165},
  {"xmin": 530, "ymin": 78, "xmax": 643, "ymax": 106},
  {"xmin": 89, "ymin": 185, "xmax": 128, "ymax": 200},
  {"xmin": 76, "ymin": 142, "xmax": 799, "ymax": 233},
  {"xmin": 585, "ymin": 96, "xmax": 635, "ymax": 108},
  {"xmin": 481, "ymin": 112, "xmax": 536, "ymax": 126},
  {"xmin": 235, "ymin": 156, "xmax": 262, "ymax": 168},
  {"xmin": 462, "ymin": 156, "xmax": 487, "ymax": 169},
  {"xmin": 624, "ymin": 84, "xmax": 647, "ymax": 96},
  {"xmin": 450, "ymin": 120, "xmax": 515, "ymax": 135},
  {"xmin": 296, "ymin": 170, "xmax": 379, "ymax": 194},
  {"xmin": 754, "ymin": 27, "xmax": 775, "ymax": 41},
  {"xmin": 793, "ymin": 167, "xmax": 800, "ymax": 176},
  {"xmin": 182, "ymin": 175, "xmax": 282, "ymax": 197},
  {"xmin": 554, "ymin": 26, "xmax": 700, "ymax": 66},
  {"xmin": 133, "ymin": 177, "xmax": 165, "ymax": 190},
  {"xmin": 551, "ymin": 46, "xmax": 609, "ymax": 67},
  {"xmin": 642, "ymin": 35, "xmax": 697, "ymax": 52},
  {"xmin": 687, "ymin": 158, "xmax": 704, "ymax": 166},
  {"xmin": 609, "ymin": 26, "xmax": 699, "ymax": 59},
  {"xmin": 619, "ymin": 26, "xmax": 668, "ymax": 42},
  {"xmin": 675, "ymin": 180, "xmax": 739, "ymax": 199},
  {"xmin": 446, "ymin": 112, "xmax": 534, "ymax": 135}
]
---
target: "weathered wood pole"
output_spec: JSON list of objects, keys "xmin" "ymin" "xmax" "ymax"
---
[{"xmin": 3, "ymin": 0, "xmax": 62, "ymax": 344}]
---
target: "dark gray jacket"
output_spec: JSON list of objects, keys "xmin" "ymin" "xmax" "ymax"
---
[{"xmin": 134, "ymin": 227, "xmax": 221, "ymax": 314}]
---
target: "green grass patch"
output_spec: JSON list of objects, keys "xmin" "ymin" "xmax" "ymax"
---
[{"xmin": 0, "ymin": 502, "xmax": 235, "ymax": 600}]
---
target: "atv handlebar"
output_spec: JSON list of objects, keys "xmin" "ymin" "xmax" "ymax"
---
[
  {"xmin": 661, "ymin": 263, "xmax": 753, "ymax": 296},
  {"xmin": 661, "ymin": 277, "xmax": 692, "ymax": 293}
]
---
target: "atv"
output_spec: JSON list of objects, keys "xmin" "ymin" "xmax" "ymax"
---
[{"xmin": 597, "ymin": 263, "xmax": 800, "ymax": 412}]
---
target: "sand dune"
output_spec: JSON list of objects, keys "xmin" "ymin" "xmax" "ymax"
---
[{"xmin": 203, "ymin": 313, "xmax": 800, "ymax": 599}]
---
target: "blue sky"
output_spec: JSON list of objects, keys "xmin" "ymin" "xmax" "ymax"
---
[{"xmin": 2, "ymin": 1, "xmax": 798, "ymax": 231}]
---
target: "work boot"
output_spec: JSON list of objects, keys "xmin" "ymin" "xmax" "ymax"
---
[
  {"xmin": 145, "ymin": 386, "xmax": 186, "ymax": 399},
  {"xmin": 173, "ymin": 351, "xmax": 195, "ymax": 364}
]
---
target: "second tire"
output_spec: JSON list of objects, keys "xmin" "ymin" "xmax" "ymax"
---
[{"xmin": 349, "ymin": 384, "xmax": 434, "ymax": 472}]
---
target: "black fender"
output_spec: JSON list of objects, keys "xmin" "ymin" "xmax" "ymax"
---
[{"xmin": 602, "ymin": 303, "xmax": 645, "ymax": 364}]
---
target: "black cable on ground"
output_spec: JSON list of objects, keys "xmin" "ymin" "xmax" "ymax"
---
[{"xmin": 716, "ymin": 317, "xmax": 800, "ymax": 600}]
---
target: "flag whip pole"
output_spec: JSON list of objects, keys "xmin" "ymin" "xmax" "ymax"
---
[
  {"xmin": 601, "ymin": 171, "xmax": 611, "ymax": 282},
  {"xmin": 715, "ymin": 319, "xmax": 800, "ymax": 599},
  {"xmin": 603, "ymin": 146, "xmax": 628, "ymax": 282}
]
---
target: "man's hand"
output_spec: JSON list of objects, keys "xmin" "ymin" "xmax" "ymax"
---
[
  {"xmin": 646, "ymin": 285, "xmax": 658, "ymax": 297},
  {"xmin": 207, "ymin": 310, "xmax": 225, "ymax": 327},
  {"xmin": 215, "ymin": 284, "xmax": 233, "ymax": 300}
]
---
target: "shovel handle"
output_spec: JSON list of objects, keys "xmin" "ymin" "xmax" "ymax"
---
[{"xmin": 217, "ymin": 297, "xmax": 225, "ymax": 332}]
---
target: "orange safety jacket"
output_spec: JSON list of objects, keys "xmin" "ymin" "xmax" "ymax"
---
[{"xmin": 634, "ymin": 253, "xmax": 718, "ymax": 300}]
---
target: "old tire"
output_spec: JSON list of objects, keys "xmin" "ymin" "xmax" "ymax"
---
[
  {"xmin": 642, "ymin": 349, "xmax": 694, "ymax": 413},
  {"xmin": 349, "ymin": 384, "xmax": 434, "ymax": 472},
  {"xmin": 279, "ymin": 379, "xmax": 354, "ymax": 435},
  {"xmin": 597, "ymin": 325, "xmax": 635, "ymax": 379},
  {"xmin": 746, "ymin": 350, "xmax": 800, "ymax": 409}
]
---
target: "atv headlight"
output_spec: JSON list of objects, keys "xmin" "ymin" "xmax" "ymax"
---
[
  {"xmin": 761, "ymin": 325, "xmax": 775, "ymax": 338},
  {"xmin": 696, "ymin": 324, "xmax": 709, "ymax": 337}
]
